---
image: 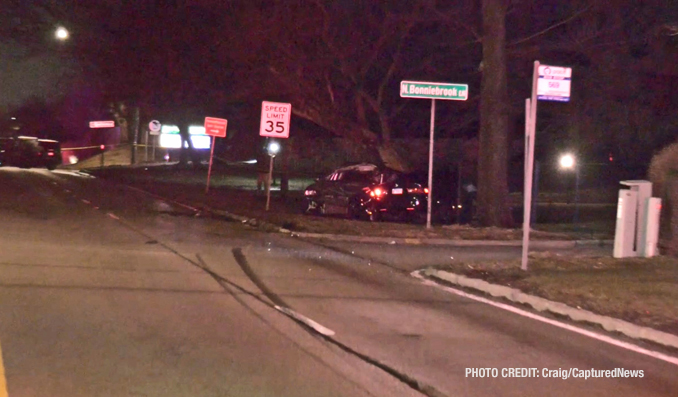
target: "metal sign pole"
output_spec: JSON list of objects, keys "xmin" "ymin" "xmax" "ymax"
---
[
  {"xmin": 266, "ymin": 155, "xmax": 274, "ymax": 211},
  {"xmin": 521, "ymin": 60, "xmax": 540, "ymax": 271},
  {"xmin": 426, "ymin": 98, "xmax": 436, "ymax": 229},
  {"xmin": 205, "ymin": 136, "xmax": 216, "ymax": 194},
  {"xmin": 144, "ymin": 130, "xmax": 149, "ymax": 162}
]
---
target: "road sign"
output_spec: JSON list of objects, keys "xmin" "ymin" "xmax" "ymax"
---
[
  {"xmin": 400, "ymin": 81, "xmax": 469, "ymax": 101},
  {"xmin": 260, "ymin": 101, "xmax": 291, "ymax": 138},
  {"xmin": 204, "ymin": 117, "xmax": 228, "ymax": 138},
  {"xmin": 537, "ymin": 65, "xmax": 572, "ymax": 102},
  {"xmin": 148, "ymin": 120, "xmax": 161, "ymax": 134},
  {"xmin": 89, "ymin": 120, "xmax": 115, "ymax": 128}
]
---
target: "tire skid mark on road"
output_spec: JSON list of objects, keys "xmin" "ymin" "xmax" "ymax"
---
[
  {"xmin": 0, "ymin": 339, "xmax": 8, "ymax": 397},
  {"xmin": 230, "ymin": 248, "xmax": 336, "ymax": 336},
  {"xmin": 93, "ymin": 206, "xmax": 445, "ymax": 397},
  {"xmin": 411, "ymin": 270, "xmax": 678, "ymax": 368}
]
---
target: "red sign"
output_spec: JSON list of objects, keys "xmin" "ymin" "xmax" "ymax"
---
[
  {"xmin": 204, "ymin": 117, "xmax": 228, "ymax": 138},
  {"xmin": 89, "ymin": 120, "xmax": 115, "ymax": 128}
]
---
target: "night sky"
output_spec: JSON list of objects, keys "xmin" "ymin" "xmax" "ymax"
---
[{"xmin": 2, "ymin": 1, "xmax": 678, "ymax": 167}]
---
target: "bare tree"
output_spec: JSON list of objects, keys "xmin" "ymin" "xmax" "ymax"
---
[{"xmin": 227, "ymin": 1, "xmax": 475, "ymax": 171}]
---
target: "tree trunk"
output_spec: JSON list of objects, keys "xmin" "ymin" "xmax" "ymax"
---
[{"xmin": 477, "ymin": 0, "xmax": 512, "ymax": 227}]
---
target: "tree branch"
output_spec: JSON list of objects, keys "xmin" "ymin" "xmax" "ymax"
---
[{"xmin": 509, "ymin": 4, "xmax": 594, "ymax": 47}]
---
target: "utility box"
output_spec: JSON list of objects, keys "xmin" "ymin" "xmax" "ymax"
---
[
  {"xmin": 614, "ymin": 180, "xmax": 661, "ymax": 258},
  {"xmin": 614, "ymin": 188, "xmax": 638, "ymax": 258},
  {"xmin": 640, "ymin": 197, "xmax": 662, "ymax": 257}
]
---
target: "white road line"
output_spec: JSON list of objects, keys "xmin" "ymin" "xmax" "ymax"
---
[
  {"xmin": 81, "ymin": 199, "xmax": 91, "ymax": 205},
  {"xmin": 0, "ymin": 339, "xmax": 8, "ymax": 397},
  {"xmin": 107, "ymin": 213, "xmax": 120, "ymax": 220},
  {"xmin": 411, "ymin": 271, "xmax": 678, "ymax": 367},
  {"xmin": 274, "ymin": 305, "xmax": 336, "ymax": 336}
]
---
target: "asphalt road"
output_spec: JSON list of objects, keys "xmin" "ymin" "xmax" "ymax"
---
[{"xmin": 0, "ymin": 167, "xmax": 676, "ymax": 397}]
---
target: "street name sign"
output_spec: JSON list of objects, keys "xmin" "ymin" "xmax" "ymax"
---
[
  {"xmin": 537, "ymin": 65, "xmax": 572, "ymax": 102},
  {"xmin": 260, "ymin": 101, "xmax": 292, "ymax": 138},
  {"xmin": 399, "ymin": 79, "xmax": 469, "ymax": 229},
  {"xmin": 400, "ymin": 81, "xmax": 469, "ymax": 101},
  {"xmin": 204, "ymin": 117, "xmax": 228, "ymax": 138},
  {"xmin": 89, "ymin": 120, "xmax": 115, "ymax": 128}
]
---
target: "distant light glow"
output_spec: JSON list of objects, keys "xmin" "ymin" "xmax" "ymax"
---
[
  {"xmin": 55, "ymin": 26, "xmax": 69, "ymax": 40},
  {"xmin": 159, "ymin": 133, "xmax": 211, "ymax": 149},
  {"xmin": 191, "ymin": 135, "xmax": 211, "ymax": 149},
  {"xmin": 560, "ymin": 154, "xmax": 575, "ymax": 169},
  {"xmin": 268, "ymin": 141, "xmax": 280, "ymax": 155},
  {"xmin": 10, "ymin": 117, "xmax": 16, "ymax": 120},
  {"xmin": 68, "ymin": 155, "xmax": 78, "ymax": 164},
  {"xmin": 161, "ymin": 125, "xmax": 180, "ymax": 134},
  {"xmin": 188, "ymin": 126, "xmax": 206, "ymax": 135}
]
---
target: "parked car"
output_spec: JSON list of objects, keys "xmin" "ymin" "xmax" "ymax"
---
[
  {"xmin": 303, "ymin": 163, "xmax": 429, "ymax": 222},
  {"xmin": 1, "ymin": 136, "xmax": 62, "ymax": 170}
]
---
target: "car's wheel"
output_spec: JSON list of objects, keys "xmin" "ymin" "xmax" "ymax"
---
[
  {"xmin": 46, "ymin": 164, "xmax": 56, "ymax": 171},
  {"xmin": 367, "ymin": 205, "xmax": 381, "ymax": 222},
  {"xmin": 347, "ymin": 197, "xmax": 365, "ymax": 220},
  {"xmin": 305, "ymin": 199, "xmax": 324, "ymax": 215}
]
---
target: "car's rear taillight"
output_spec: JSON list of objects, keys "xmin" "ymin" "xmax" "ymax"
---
[
  {"xmin": 424, "ymin": 187, "xmax": 429, "ymax": 194},
  {"xmin": 47, "ymin": 152, "xmax": 54, "ymax": 156},
  {"xmin": 370, "ymin": 187, "xmax": 385, "ymax": 198}
]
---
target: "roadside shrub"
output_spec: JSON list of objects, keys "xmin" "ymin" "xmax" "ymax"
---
[{"xmin": 648, "ymin": 141, "xmax": 678, "ymax": 255}]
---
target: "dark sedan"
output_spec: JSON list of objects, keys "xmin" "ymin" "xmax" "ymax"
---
[
  {"xmin": 0, "ymin": 136, "xmax": 61, "ymax": 170},
  {"xmin": 303, "ymin": 163, "xmax": 428, "ymax": 222}
]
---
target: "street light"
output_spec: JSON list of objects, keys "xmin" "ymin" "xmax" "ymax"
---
[
  {"xmin": 267, "ymin": 141, "xmax": 281, "ymax": 157},
  {"xmin": 55, "ymin": 26, "xmax": 69, "ymax": 41},
  {"xmin": 559, "ymin": 153, "xmax": 580, "ymax": 225},
  {"xmin": 559, "ymin": 153, "xmax": 575, "ymax": 169}
]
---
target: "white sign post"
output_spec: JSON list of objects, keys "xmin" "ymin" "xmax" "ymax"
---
[
  {"xmin": 400, "ymin": 81, "xmax": 469, "ymax": 229},
  {"xmin": 522, "ymin": 62, "xmax": 572, "ymax": 271},
  {"xmin": 260, "ymin": 101, "xmax": 292, "ymax": 211},
  {"xmin": 148, "ymin": 120, "xmax": 161, "ymax": 162}
]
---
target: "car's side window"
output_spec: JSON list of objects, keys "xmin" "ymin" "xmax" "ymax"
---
[
  {"xmin": 342, "ymin": 171, "xmax": 372, "ymax": 184},
  {"xmin": 327, "ymin": 172, "xmax": 343, "ymax": 181}
]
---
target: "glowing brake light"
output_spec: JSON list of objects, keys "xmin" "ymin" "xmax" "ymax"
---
[
  {"xmin": 424, "ymin": 187, "xmax": 429, "ymax": 194},
  {"xmin": 47, "ymin": 152, "xmax": 54, "ymax": 156},
  {"xmin": 370, "ymin": 188, "xmax": 385, "ymax": 198}
]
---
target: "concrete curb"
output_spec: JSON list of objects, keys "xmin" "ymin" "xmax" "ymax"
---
[
  {"xmin": 289, "ymin": 232, "xmax": 612, "ymax": 248},
  {"xmin": 421, "ymin": 268, "xmax": 678, "ymax": 350},
  {"xmin": 120, "ymin": 184, "xmax": 613, "ymax": 248}
]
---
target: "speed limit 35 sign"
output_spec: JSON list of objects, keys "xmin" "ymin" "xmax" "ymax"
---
[{"xmin": 260, "ymin": 101, "xmax": 291, "ymax": 138}]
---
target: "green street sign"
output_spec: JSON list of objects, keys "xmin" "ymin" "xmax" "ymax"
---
[{"xmin": 400, "ymin": 81, "xmax": 469, "ymax": 101}]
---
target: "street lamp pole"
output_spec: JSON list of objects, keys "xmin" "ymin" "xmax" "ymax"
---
[
  {"xmin": 266, "ymin": 141, "xmax": 281, "ymax": 211},
  {"xmin": 573, "ymin": 164, "xmax": 580, "ymax": 225},
  {"xmin": 559, "ymin": 153, "xmax": 580, "ymax": 226}
]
